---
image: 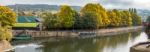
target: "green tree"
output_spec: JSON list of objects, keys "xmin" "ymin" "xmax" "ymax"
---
[
  {"xmin": 57, "ymin": 5, "xmax": 76, "ymax": 28},
  {"xmin": 112, "ymin": 9, "xmax": 122, "ymax": 26},
  {"xmin": 42, "ymin": 12, "xmax": 60, "ymax": 30},
  {"xmin": 129, "ymin": 8, "xmax": 142, "ymax": 26},
  {"xmin": 146, "ymin": 16, "xmax": 150, "ymax": 22},
  {"xmin": 80, "ymin": 12, "xmax": 99, "ymax": 29},
  {"xmin": 108, "ymin": 9, "xmax": 133, "ymax": 27},
  {"xmin": 99, "ymin": 5, "xmax": 110, "ymax": 27}
]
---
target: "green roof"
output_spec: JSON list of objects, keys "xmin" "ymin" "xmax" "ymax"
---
[
  {"xmin": 13, "ymin": 23, "xmax": 39, "ymax": 28},
  {"xmin": 17, "ymin": 16, "xmax": 38, "ymax": 23}
]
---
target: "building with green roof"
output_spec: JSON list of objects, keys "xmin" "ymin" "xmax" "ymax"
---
[{"xmin": 13, "ymin": 16, "xmax": 41, "ymax": 30}]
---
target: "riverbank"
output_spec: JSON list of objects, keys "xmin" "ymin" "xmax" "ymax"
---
[
  {"xmin": 0, "ymin": 40, "xmax": 12, "ymax": 52},
  {"xmin": 12, "ymin": 26, "xmax": 143, "ymax": 38},
  {"xmin": 96, "ymin": 26, "xmax": 143, "ymax": 36}
]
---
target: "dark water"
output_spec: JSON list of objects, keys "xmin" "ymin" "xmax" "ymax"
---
[{"xmin": 12, "ymin": 32, "xmax": 148, "ymax": 52}]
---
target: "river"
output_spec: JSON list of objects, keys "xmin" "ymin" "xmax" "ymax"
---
[{"xmin": 11, "ymin": 31, "xmax": 148, "ymax": 52}]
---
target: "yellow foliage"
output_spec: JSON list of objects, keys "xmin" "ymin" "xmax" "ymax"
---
[
  {"xmin": 81, "ymin": 3, "xmax": 110, "ymax": 28},
  {"xmin": 0, "ymin": 6, "xmax": 16, "ymax": 26},
  {"xmin": 0, "ymin": 6, "xmax": 16, "ymax": 41},
  {"xmin": 57, "ymin": 5, "xmax": 75, "ymax": 28}
]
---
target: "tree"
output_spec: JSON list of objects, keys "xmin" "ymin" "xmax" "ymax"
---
[
  {"xmin": 129, "ymin": 8, "xmax": 142, "ymax": 26},
  {"xmin": 73, "ymin": 10, "xmax": 82, "ymax": 29},
  {"xmin": 0, "ymin": 6, "xmax": 16, "ymax": 41},
  {"xmin": 57, "ymin": 5, "xmax": 76, "ymax": 28},
  {"xmin": 98, "ymin": 4, "xmax": 110, "ymax": 27},
  {"xmin": 146, "ymin": 16, "xmax": 150, "ymax": 22},
  {"xmin": 80, "ymin": 12, "xmax": 99, "ymax": 29},
  {"xmin": 107, "ymin": 10, "xmax": 119, "ymax": 27},
  {"xmin": 18, "ymin": 11, "xmax": 25, "ymax": 16},
  {"xmin": 112, "ymin": 9, "xmax": 122, "ymax": 26},
  {"xmin": 107, "ymin": 9, "xmax": 133, "ymax": 27},
  {"xmin": 42, "ymin": 12, "xmax": 60, "ymax": 30},
  {"xmin": 121, "ymin": 11, "xmax": 132, "ymax": 26},
  {"xmin": 81, "ymin": 3, "xmax": 108, "ymax": 28}
]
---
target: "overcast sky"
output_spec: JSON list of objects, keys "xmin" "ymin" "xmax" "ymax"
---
[{"xmin": 0, "ymin": 0, "xmax": 150, "ymax": 9}]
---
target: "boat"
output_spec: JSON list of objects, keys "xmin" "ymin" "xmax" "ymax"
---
[
  {"xmin": 79, "ymin": 32, "xmax": 97, "ymax": 38},
  {"xmin": 13, "ymin": 34, "xmax": 32, "ymax": 40}
]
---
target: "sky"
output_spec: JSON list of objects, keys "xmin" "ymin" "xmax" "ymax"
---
[{"xmin": 0, "ymin": 0, "xmax": 150, "ymax": 9}]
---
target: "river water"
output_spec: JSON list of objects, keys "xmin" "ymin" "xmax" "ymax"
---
[{"xmin": 11, "ymin": 32, "xmax": 148, "ymax": 52}]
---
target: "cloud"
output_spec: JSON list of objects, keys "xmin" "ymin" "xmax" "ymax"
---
[
  {"xmin": 0, "ymin": 0, "xmax": 98, "ymax": 6},
  {"xmin": 132, "ymin": 0, "xmax": 150, "ymax": 9},
  {"xmin": 99, "ymin": 0, "xmax": 134, "ymax": 9},
  {"xmin": 100, "ymin": 0, "xmax": 133, "ymax": 5}
]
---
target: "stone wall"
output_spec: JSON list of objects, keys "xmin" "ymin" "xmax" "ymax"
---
[
  {"xmin": 13, "ymin": 30, "xmax": 79, "ymax": 38},
  {"xmin": 96, "ymin": 26, "xmax": 143, "ymax": 36},
  {"xmin": 12, "ymin": 26, "xmax": 143, "ymax": 38}
]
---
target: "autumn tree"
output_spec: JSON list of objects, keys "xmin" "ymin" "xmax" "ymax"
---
[
  {"xmin": 73, "ymin": 10, "xmax": 82, "ymax": 29},
  {"xmin": 147, "ymin": 16, "xmax": 150, "ymax": 22},
  {"xmin": 57, "ymin": 5, "xmax": 75, "ymax": 28},
  {"xmin": 18, "ymin": 11, "xmax": 25, "ymax": 16},
  {"xmin": 81, "ymin": 3, "xmax": 110, "ymax": 28},
  {"xmin": 0, "ymin": 6, "xmax": 16, "ymax": 41},
  {"xmin": 107, "ymin": 10, "xmax": 119, "ymax": 27},
  {"xmin": 121, "ymin": 11, "xmax": 132, "ymax": 26}
]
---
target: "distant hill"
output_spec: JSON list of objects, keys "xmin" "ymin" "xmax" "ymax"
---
[
  {"xmin": 7, "ymin": 4, "xmax": 150, "ymax": 21},
  {"xmin": 7, "ymin": 4, "xmax": 81, "ymax": 12}
]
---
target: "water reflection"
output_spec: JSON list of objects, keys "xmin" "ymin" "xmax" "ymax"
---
[
  {"xmin": 12, "ymin": 32, "xmax": 147, "ymax": 52},
  {"xmin": 41, "ymin": 32, "xmax": 144, "ymax": 52}
]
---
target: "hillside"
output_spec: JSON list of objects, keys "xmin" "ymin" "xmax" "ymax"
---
[
  {"xmin": 7, "ymin": 4, "xmax": 81, "ymax": 12},
  {"xmin": 7, "ymin": 4, "xmax": 150, "ymax": 21}
]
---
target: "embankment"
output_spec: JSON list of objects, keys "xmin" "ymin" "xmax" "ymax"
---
[
  {"xmin": 96, "ymin": 26, "xmax": 143, "ymax": 36},
  {"xmin": 0, "ymin": 40, "xmax": 12, "ymax": 52},
  {"xmin": 12, "ymin": 26, "xmax": 143, "ymax": 38}
]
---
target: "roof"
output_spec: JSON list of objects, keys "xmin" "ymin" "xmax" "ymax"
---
[
  {"xmin": 13, "ymin": 23, "xmax": 39, "ymax": 28},
  {"xmin": 13, "ymin": 16, "xmax": 40, "ymax": 28},
  {"xmin": 17, "ymin": 16, "xmax": 39, "ymax": 23}
]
